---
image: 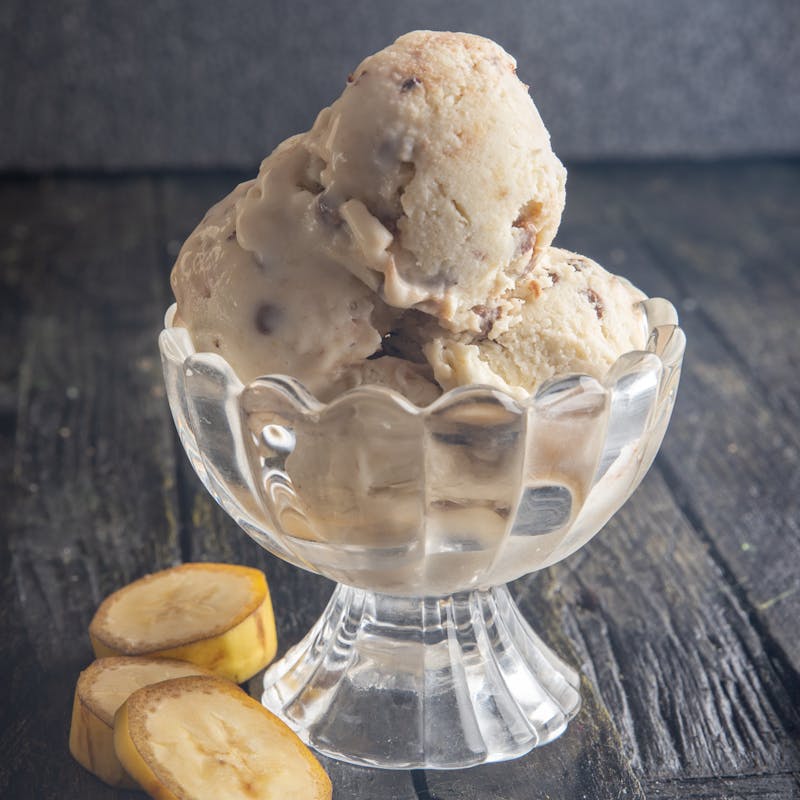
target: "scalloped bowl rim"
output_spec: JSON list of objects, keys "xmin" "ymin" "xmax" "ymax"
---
[{"xmin": 161, "ymin": 297, "xmax": 684, "ymax": 414}]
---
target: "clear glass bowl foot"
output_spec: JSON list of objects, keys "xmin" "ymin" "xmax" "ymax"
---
[{"xmin": 262, "ymin": 583, "xmax": 581, "ymax": 769}]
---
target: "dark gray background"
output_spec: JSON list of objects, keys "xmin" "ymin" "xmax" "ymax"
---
[{"xmin": 1, "ymin": 0, "xmax": 799, "ymax": 170}]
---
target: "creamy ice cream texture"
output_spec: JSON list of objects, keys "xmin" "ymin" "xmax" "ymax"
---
[
  {"xmin": 170, "ymin": 176, "xmax": 438, "ymax": 403},
  {"xmin": 423, "ymin": 248, "xmax": 646, "ymax": 399},
  {"xmin": 171, "ymin": 30, "xmax": 646, "ymax": 403}
]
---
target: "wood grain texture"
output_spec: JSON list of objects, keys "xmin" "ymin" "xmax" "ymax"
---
[
  {"xmin": 644, "ymin": 773, "xmax": 800, "ymax": 799},
  {"xmin": 531, "ymin": 471, "xmax": 800, "ymax": 779},
  {"xmin": 0, "ymin": 178, "xmax": 180, "ymax": 798},
  {"xmin": 560, "ymin": 162, "xmax": 800, "ymax": 675},
  {"xmin": 548, "ymin": 167, "xmax": 800, "ymax": 782}
]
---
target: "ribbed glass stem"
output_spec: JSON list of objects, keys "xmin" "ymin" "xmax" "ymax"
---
[{"xmin": 262, "ymin": 583, "xmax": 581, "ymax": 769}]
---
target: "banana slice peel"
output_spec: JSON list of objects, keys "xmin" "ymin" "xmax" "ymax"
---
[
  {"xmin": 89, "ymin": 563, "xmax": 278, "ymax": 682},
  {"xmin": 114, "ymin": 675, "xmax": 332, "ymax": 800},
  {"xmin": 69, "ymin": 656, "xmax": 217, "ymax": 787}
]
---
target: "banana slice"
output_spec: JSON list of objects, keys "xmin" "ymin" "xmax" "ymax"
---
[
  {"xmin": 89, "ymin": 563, "xmax": 278, "ymax": 683},
  {"xmin": 69, "ymin": 656, "xmax": 216, "ymax": 787},
  {"xmin": 114, "ymin": 675, "xmax": 332, "ymax": 800}
]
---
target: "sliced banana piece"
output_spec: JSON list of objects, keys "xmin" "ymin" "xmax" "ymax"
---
[
  {"xmin": 114, "ymin": 675, "xmax": 332, "ymax": 800},
  {"xmin": 89, "ymin": 563, "xmax": 277, "ymax": 683},
  {"xmin": 69, "ymin": 656, "xmax": 216, "ymax": 787}
]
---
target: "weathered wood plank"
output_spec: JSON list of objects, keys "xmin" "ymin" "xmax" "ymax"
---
[
  {"xmin": 529, "ymin": 471, "xmax": 800, "ymax": 778},
  {"xmin": 546, "ymin": 165, "xmax": 800, "ymax": 779},
  {"xmin": 560, "ymin": 164, "xmax": 800, "ymax": 673},
  {"xmin": 0, "ymin": 177, "xmax": 180, "ymax": 798},
  {"xmin": 612, "ymin": 162, "xmax": 799, "ymax": 413},
  {"xmin": 645, "ymin": 772, "xmax": 800, "ymax": 799}
]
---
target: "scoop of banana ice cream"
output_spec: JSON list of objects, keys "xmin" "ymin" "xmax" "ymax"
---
[
  {"xmin": 237, "ymin": 30, "xmax": 566, "ymax": 335},
  {"xmin": 170, "ymin": 172, "xmax": 408, "ymax": 400},
  {"xmin": 423, "ymin": 248, "xmax": 648, "ymax": 399}
]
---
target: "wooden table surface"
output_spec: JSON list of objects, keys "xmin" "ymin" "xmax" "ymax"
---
[{"xmin": 2, "ymin": 161, "xmax": 799, "ymax": 799}]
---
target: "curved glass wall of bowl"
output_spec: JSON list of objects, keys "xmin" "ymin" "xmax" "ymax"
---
[{"xmin": 159, "ymin": 299, "xmax": 685, "ymax": 769}]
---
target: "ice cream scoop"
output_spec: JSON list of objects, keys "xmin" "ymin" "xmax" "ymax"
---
[
  {"xmin": 236, "ymin": 30, "xmax": 566, "ymax": 335},
  {"xmin": 172, "ymin": 31, "xmax": 642, "ymax": 404},
  {"xmin": 423, "ymin": 248, "xmax": 648, "ymax": 398},
  {"xmin": 171, "ymin": 168, "xmax": 437, "ymax": 401}
]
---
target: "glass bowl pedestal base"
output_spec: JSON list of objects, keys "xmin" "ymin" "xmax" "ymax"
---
[{"xmin": 261, "ymin": 583, "xmax": 580, "ymax": 769}]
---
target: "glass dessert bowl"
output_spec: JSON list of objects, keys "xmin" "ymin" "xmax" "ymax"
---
[{"xmin": 159, "ymin": 297, "xmax": 684, "ymax": 769}]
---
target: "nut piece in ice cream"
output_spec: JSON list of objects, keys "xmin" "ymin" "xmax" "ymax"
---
[
  {"xmin": 113, "ymin": 675, "xmax": 332, "ymax": 800},
  {"xmin": 424, "ymin": 248, "xmax": 648, "ymax": 398},
  {"xmin": 89, "ymin": 563, "xmax": 277, "ymax": 683},
  {"xmin": 237, "ymin": 30, "xmax": 566, "ymax": 335},
  {"xmin": 69, "ymin": 656, "xmax": 216, "ymax": 787}
]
